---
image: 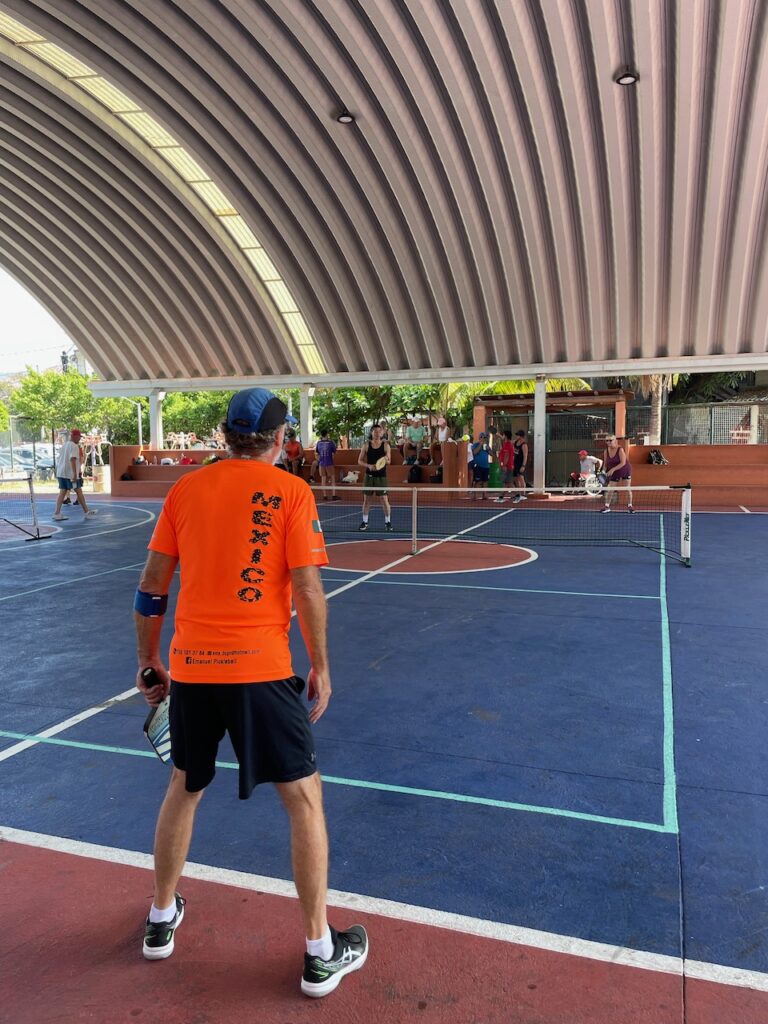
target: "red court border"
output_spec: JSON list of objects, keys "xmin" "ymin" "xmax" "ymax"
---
[{"xmin": 324, "ymin": 538, "xmax": 538, "ymax": 574}]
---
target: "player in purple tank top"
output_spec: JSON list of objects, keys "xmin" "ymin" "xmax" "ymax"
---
[
  {"xmin": 314, "ymin": 431, "xmax": 339, "ymax": 501},
  {"xmin": 600, "ymin": 435, "xmax": 634, "ymax": 513}
]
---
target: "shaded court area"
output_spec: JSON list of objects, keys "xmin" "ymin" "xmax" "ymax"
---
[{"xmin": 1, "ymin": 493, "xmax": 767, "ymax": 1022}]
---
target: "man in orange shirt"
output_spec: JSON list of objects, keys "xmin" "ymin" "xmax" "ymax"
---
[{"xmin": 133, "ymin": 387, "xmax": 367, "ymax": 997}]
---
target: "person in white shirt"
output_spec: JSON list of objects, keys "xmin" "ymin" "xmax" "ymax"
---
[
  {"xmin": 568, "ymin": 449, "xmax": 603, "ymax": 488},
  {"xmin": 429, "ymin": 415, "xmax": 453, "ymax": 466},
  {"xmin": 53, "ymin": 428, "xmax": 98, "ymax": 520}
]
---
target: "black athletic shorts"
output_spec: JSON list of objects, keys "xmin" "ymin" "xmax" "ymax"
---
[{"xmin": 169, "ymin": 677, "xmax": 317, "ymax": 799}]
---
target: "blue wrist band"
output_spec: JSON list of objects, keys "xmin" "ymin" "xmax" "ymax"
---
[{"xmin": 134, "ymin": 590, "xmax": 168, "ymax": 617}]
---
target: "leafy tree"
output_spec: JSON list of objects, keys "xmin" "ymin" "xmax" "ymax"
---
[
  {"xmin": 274, "ymin": 388, "xmax": 301, "ymax": 420},
  {"xmin": 9, "ymin": 368, "xmax": 96, "ymax": 434},
  {"xmin": 162, "ymin": 391, "xmax": 234, "ymax": 437},
  {"xmin": 669, "ymin": 372, "xmax": 750, "ymax": 403},
  {"xmin": 432, "ymin": 378, "xmax": 590, "ymax": 433},
  {"xmin": 94, "ymin": 397, "xmax": 149, "ymax": 445},
  {"xmin": 0, "ymin": 401, "xmax": 9, "ymax": 432},
  {"xmin": 311, "ymin": 378, "xmax": 591, "ymax": 443},
  {"xmin": 312, "ymin": 387, "xmax": 371, "ymax": 446}
]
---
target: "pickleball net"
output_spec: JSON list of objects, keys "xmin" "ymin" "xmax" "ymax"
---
[
  {"xmin": 313, "ymin": 484, "xmax": 692, "ymax": 565},
  {"xmin": 0, "ymin": 473, "xmax": 46, "ymax": 541}
]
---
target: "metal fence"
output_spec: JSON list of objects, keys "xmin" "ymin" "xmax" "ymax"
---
[{"xmin": 626, "ymin": 403, "xmax": 768, "ymax": 444}]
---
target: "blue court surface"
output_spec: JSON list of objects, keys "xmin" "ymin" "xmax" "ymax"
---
[{"xmin": 1, "ymin": 494, "xmax": 767, "ymax": 1021}]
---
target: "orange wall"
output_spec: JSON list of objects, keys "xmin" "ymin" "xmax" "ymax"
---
[
  {"xmin": 627, "ymin": 444, "xmax": 768, "ymax": 505},
  {"xmin": 110, "ymin": 444, "xmax": 456, "ymax": 498}
]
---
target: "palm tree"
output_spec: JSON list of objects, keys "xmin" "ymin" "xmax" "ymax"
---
[
  {"xmin": 626, "ymin": 375, "xmax": 678, "ymax": 444},
  {"xmin": 437, "ymin": 377, "xmax": 590, "ymax": 430}
]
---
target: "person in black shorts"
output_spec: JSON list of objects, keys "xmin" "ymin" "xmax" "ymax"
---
[
  {"xmin": 134, "ymin": 387, "xmax": 368, "ymax": 998},
  {"xmin": 511, "ymin": 430, "xmax": 528, "ymax": 502},
  {"xmin": 357, "ymin": 423, "xmax": 393, "ymax": 531}
]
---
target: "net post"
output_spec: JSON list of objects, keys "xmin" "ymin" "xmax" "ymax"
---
[
  {"xmin": 26, "ymin": 474, "xmax": 42, "ymax": 540},
  {"xmin": 411, "ymin": 487, "xmax": 418, "ymax": 554},
  {"xmin": 681, "ymin": 484, "xmax": 692, "ymax": 566}
]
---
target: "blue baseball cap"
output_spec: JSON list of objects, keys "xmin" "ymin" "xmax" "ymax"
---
[{"xmin": 225, "ymin": 387, "xmax": 297, "ymax": 434}]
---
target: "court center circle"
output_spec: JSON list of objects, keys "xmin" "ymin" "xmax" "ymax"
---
[{"xmin": 325, "ymin": 538, "xmax": 537, "ymax": 574}]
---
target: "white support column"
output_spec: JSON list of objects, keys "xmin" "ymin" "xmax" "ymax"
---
[
  {"xmin": 533, "ymin": 374, "xmax": 547, "ymax": 492},
  {"xmin": 149, "ymin": 391, "xmax": 165, "ymax": 450},
  {"xmin": 300, "ymin": 385, "xmax": 315, "ymax": 445},
  {"xmin": 749, "ymin": 404, "xmax": 759, "ymax": 444}
]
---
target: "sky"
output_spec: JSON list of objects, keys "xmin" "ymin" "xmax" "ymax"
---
[{"xmin": 0, "ymin": 268, "xmax": 72, "ymax": 375}]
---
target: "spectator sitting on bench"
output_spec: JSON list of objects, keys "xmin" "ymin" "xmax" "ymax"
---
[
  {"xmin": 284, "ymin": 430, "xmax": 304, "ymax": 475},
  {"xmin": 403, "ymin": 415, "xmax": 427, "ymax": 464}
]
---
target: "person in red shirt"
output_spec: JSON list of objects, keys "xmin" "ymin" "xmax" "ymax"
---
[
  {"xmin": 133, "ymin": 387, "xmax": 368, "ymax": 996},
  {"xmin": 494, "ymin": 430, "xmax": 517, "ymax": 502}
]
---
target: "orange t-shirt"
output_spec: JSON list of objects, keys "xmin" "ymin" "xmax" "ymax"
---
[
  {"xmin": 285, "ymin": 440, "xmax": 302, "ymax": 459},
  {"xmin": 148, "ymin": 459, "xmax": 328, "ymax": 683}
]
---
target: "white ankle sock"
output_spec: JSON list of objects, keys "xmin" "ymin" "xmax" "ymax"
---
[
  {"xmin": 306, "ymin": 926, "xmax": 333, "ymax": 960},
  {"xmin": 149, "ymin": 900, "xmax": 177, "ymax": 923},
  {"xmin": 362, "ymin": 514, "xmax": 369, "ymax": 523}
]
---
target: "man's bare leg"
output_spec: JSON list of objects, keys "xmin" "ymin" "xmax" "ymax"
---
[
  {"xmin": 73, "ymin": 486, "xmax": 91, "ymax": 514},
  {"xmin": 276, "ymin": 773, "xmax": 329, "ymax": 939},
  {"xmin": 153, "ymin": 768, "xmax": 205, "ymax": 908}
]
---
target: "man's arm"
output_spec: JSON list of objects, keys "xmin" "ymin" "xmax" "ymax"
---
[
  {"xmin": 358, "ymin": 442, "xmax": 368, "ymax": 468},
  {"xmin": 291, "ymin": 564, "xmax": 331, "ymax": 723},
  {"xmin": 134, "ymin": 550, "xmax": 178, "ymax": 705}
]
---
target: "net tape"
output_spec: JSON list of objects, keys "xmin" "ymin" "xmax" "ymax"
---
[{"xmin": 312, "ymin": 485, "xmax": 692, "ymax": 564}]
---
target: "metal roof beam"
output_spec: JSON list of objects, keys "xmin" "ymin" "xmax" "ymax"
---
[{"xmin": 88, "ymin": 353, "xmax": 768, "ymax": 396}]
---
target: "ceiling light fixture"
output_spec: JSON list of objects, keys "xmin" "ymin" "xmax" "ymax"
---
[
  {"xmin": 336, "ymin": 109, "xmax": 355, "ymax": 124},
  {"xmin": 614, "ymin": 66, "xmax": 639, "ymax": 86}
]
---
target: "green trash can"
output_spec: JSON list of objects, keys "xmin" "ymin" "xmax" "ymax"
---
[{"xmin": 488, "ymin": 461, "xmax": 501, "ymax": 488}]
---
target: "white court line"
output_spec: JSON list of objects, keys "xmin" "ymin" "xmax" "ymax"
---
[
  {"xmin": 0, "ymin": 504, "xmax": 156, "ymax": 549},
  {"xmin": 696, "ymin": 509, "xmax": 768, "ymax": 515},
  {"xmin": 323, "ymin": 536, "xmax": 538, "ymax": 574},
  {"xmin": 0, "ymin": 507, "xmax": 515, "ymax": 763},
  {"xmin": 1, "ymin": 826, "xmax": 766, "ymax": 993},
  {"xmin": 321, "ymin": 506, "xmax": 516, "ymax": 602},
  {"xmin": 0, "ymin": 688, "xmax": 137, "ymax": 763},
  {"xmin": 319, "ymin": 575, "xmax": 660, "ymax": 600},
  {"xmin": 0, "ymin": 561, "xmax": 146, "ymax": 602}
]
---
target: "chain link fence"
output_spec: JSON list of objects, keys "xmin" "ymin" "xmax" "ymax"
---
[{"xmin": 627, "ymin": 403, "xmax": 768, "ymax": 444}]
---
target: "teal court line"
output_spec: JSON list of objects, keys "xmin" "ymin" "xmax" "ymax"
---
[
  {"xmin": 320, "ymin": 576, "xmax": 659, "ymax": 601},
  {"xmin": 0, "ymin": 523, "xmax": 678, "ymax": 836},
  {"xmin": 0, "ymin": 729, "xmax": 676, "ymax": 835}
]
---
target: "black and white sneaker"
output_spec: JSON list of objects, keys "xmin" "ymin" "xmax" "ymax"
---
[
  {"xmin": 358, "ymin": 522, "xmax": 368, "ymax": 532},
  {"xmin": 385, "ymin": 522, "xmax": 394, "ymax": 532},
  {"xmin": 627, "ymin": 504, "xmax": 635, "ymax": 514},
  {"xmin": 301, "ymin": 925, "xmax": 368, "ymax": 998},
  {"xmin": 142, "ymin": 894, "xmax": 186, "ymax": 960},
  {"xmin": 599, "ymin": 505, "xmax": 611, "ymax": 513}
]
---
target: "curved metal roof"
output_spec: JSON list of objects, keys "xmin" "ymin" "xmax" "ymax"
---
[{"xmin": 1, "ymin": 1, "xmax": 767, "ymax": 390}]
